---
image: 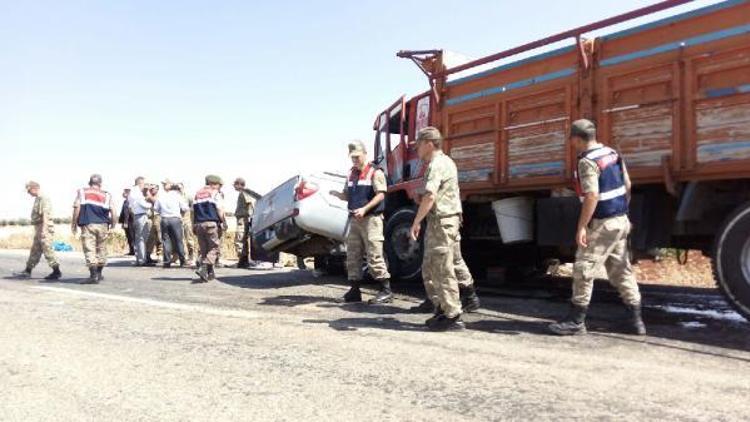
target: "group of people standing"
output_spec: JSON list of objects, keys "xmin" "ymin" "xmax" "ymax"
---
[{"xmin": 14, "ymin": 174, "xmax": 258, "ymax": 284}]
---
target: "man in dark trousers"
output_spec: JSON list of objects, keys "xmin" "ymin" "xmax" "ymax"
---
[{"xmin": 119, "ymin": 188, "xmax": 135, "ymax": 255}]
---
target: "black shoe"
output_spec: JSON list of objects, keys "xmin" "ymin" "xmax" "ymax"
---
[
  {"xmin": 548, "ymin": 305, "xmax": 588, "ymax": 336},
  {"xmin": 460, "ymin": 285, "xmax": 481, "ymax": 313},
  {"xmin": 427, "ymin": 314, "xmax": 465, "ymax": 332},
  {"xmin": 425, "ymin": 307, "xmax": 445, "ymax": 327},
  {"xmin": 162, "ymin": 263, "xmax": 172, "ymax": 269},
  {"xmin": 13, "ymin": 267, "xmax": 32, "ymax": 279},
  {"xmin": 97, "ymin": 265, "xmax": 104, "ymax": 282},
  {"xmin": 43, "ymin": 265, "xmax": 62, "ymax": 280},
  {"xmin": 193, "ymin": 266, "xmax": 210, "ymax": 283},
  {"xmin": 142, "ymin": 261, "xmax": 156, "ymax": 267},
  {"xmin": 368, "ymin": 279, "xmax": 393, "ymax": 304},
  {"xmin": 410, "ymin": 299, "xmax": 435, "ymax": 314},
  {"xmin": 80, "ymin": 267, "xmax": 99, "ymax": 284},
  {"xmin": 343, "ymin": 283, "xmax": 362, "ymax": 303},
  {"xmin": 179, "ymin": 260, "xmax": 186, "ymax": 268},
  {"xmin": 207, "ymin": 264, "xmax": 216, "ymax": 281},
  {"xmin": 625, "ymin": 304, "xmax": 647, "ymax": 336}
]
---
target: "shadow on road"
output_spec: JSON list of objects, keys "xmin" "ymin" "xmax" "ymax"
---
[
  {"xmin": 218, "ymin": 270, "xmax": 328, "ymax": 290},
  {"xmin": 303, "ymin": 317, "xmax": 426, "ymax": 332}
]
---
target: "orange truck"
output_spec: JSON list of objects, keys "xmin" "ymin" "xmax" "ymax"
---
[{"xmin": 369, "ymin": 0, "xmax": 750, "ymax": 319}]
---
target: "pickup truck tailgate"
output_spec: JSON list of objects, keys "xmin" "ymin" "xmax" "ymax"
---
[{"xmin": 253, "ymin": 176, "xmax": 299, "ymax": 232}]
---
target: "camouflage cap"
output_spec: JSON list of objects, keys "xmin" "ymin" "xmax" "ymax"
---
[
  {"xmin": 205, "ymin": 174, "xmax": 223, "ymax": 185},
  {"xmin": 570, "ymin": 119, "xmax": 596, "ymax": 139},
  {"xmin": 416, "ymin": 126, "xmax": 442, "ymax": 142},
  {"xmin": 25, "ymin": 181, "xmax": 40, "ymax": 189},
  {"xmin": 348, "ymin": 140, "xmax": 367, "ymax": 157}
]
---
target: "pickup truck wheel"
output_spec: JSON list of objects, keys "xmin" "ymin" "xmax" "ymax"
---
[
  {"xmin": 384, "ymin": 208, "xmax": 423, "ymax": 282},
  {"xmin": 713, "ymin": 201, "xmax": 750, "ymax": 321}
]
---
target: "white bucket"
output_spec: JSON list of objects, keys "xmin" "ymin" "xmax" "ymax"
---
[{"xmin": 491, "ymin": 197, "xmax": 534, "ymax": 243}]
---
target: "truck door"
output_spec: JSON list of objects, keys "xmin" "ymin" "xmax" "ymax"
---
[{"xmin": 373, "ymin": 96, "xmax": 407, "ymax": 184}]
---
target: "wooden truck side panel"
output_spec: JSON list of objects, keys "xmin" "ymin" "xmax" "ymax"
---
[
  {"xmin": 441, "ymin": 47, "xmax": 580, "ymax": 194},
  {"xmin": 595, "ymin": 0, "xmax": 750, "ymax": 183},
  {"xmin": 437, "ymin": 0, "xmax": 750, "ymax": 197}
]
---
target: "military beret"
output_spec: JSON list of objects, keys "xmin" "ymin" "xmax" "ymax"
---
[
  {"xmin": 205, "ymin": 174, "xmax": 223, "ymax": 185},
  {"xmin": 348, "ymin": 140, "xmax": 367, "ymax": 157},
  {"xmin": 417, "ymin": 126, "xmax": 442, "ymax": 141},
  {"xmin": 570, "ymin": 119, "xmax": 596, "ymax": 138}
]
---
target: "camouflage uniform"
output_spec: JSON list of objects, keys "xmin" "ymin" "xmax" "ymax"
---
[
  {"xmin": 146, "ymin": 208, "xmax": 163, "ymax": 259},
  {"xmin": 234, "ymin": 188, "xmax": 256, "ymax": 263},
  {"xmin": 345, "ymin": 169, "xmax": 390, "ymax": 281},
  {"xmin": 81, "ymin": 224, "xmax": 110, "ymax": 267},
  {"xmin": 181, "ymin": 192, "xmax": 196, "ymax": 261},
  {"xmin": 571, "ymin": 157, "xmax": 641, "ymax": 307},
  {"xmin": 421, "ymin": 150, "xmax": 465, "ymax": 319},
  {"xmin": 26, "ymin": 195, "xmax": 59, "ymax": 270}
]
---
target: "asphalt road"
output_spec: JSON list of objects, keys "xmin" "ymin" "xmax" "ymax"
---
[{"xmin": 1, "ymin": 250, "xmax": 749, "ymax": 421}]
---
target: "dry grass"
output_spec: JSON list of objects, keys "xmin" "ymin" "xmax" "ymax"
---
[{"xmin": 0, "ymin": 225, "xmax": 299, "ymax": 267}]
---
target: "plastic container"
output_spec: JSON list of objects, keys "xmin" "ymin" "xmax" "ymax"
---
[{"xmin": 491, "ymin": 197, "xmax": 534, "ymax": 243}]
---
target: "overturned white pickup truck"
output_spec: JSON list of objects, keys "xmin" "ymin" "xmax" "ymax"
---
[{"xmin": 252, "ymin": 172, "xmax": 350, "ymax": 273}]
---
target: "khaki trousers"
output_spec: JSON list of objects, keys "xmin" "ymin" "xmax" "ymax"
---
[
  {"xmin": 346, "ymin": 214, "xmax": 390, "ymax": 281},
  {"xmin": 572, "ymin": 215, "xmax": 642, "ymax": 307},
  {"xmin": 81, "ymin": 224, "xmax": 109, "ymax": 267}
]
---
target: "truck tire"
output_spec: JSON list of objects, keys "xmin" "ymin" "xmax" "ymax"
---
[
  {"xmin": 384, "ymin": 207, "xmax": 423, "ymax": 282},
  {"xmin": 713, "ymin": 201, "xmax": 750, "ymax": 321}
]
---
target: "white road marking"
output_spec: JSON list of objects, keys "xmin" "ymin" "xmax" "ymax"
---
[{"xmin": 31, "ymin": 286, "xmax": 261, "ymax": 320}]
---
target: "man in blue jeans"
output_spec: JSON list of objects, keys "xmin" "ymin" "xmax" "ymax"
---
[{"xmin": 155, "ymin": 179, "xmax": 189, "ymax": 268}]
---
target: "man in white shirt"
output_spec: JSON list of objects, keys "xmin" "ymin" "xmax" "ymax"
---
[
  {"xmin": 128, "ymin": 176, "xmax": 154, "ymax": 266},
  {"xmin": 155, "ymin": 179, "xmax": 189, "ymax": 268}
]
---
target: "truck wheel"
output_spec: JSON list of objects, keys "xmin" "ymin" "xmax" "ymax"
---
[
  {"xmin": 384, "ymin": 207, "xmax": 423, "ymax": 282},
  {"xmin": 713, "ymin": 201, "xmax": 750, "ymax": 321}
]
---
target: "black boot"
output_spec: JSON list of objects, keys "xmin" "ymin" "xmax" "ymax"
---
[
  {"xmin": 410, "ymin": 299, "xmax": 435, "ymax": 314},
  {"xmin": 13, "ymin": 266, "xmax": 33, "ymax": 279},
  {"xmin": 461, "ymin": 285, "xmax": 480, "ymax": 313},
  {"xmin": 236, "ymin": 257, "xmax": 249, "ymax": 269},
  {"xmin": 369, "ymin": 279, "xmax": 393, "ymax": 304},
  {"xmin": 207, "ymin": 264, "xmax": 216, "ymax": 281},
  {"xmin": 343, "ymin": 281, "xmax": 362, "ymax": 303},
  {"xmin": 427, "ymin": 313, "xmax": 465, "ymax": 332},
  {"xmin": 97, "ymin": 265, "xmax": 104, "ymax": 282},
  {"xmin": 80, "ymin": 267, "xmax": 99, "ymax": 284},
  {"xmin": 425, "ymin": 306, "xmax": 444, "ymax": 327},
  {"xmin": 625, "ymin": 304, "xmax": 647, "ymax": 336},
  {"xmin": 548, "ymin": 304, "xmax": 588, "ymax": 335},
  {"xmin": 44, "ymin": 265, "xmax": 62, "ymax": 281},
  {"xmin": 193, "ymin": 265, "xmax": 209, "ymax": 283}
]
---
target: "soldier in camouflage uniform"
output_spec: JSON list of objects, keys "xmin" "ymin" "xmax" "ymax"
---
[
  {"xmin": 72, "ymin": 174, "xmax": 116, "ymax": 284},
  {"xmin": 548, "ymin": 119, "xmax": 645, "ymax": 336},
  {"xmin": 410, "ymin": 127, "xmax": 474, "ymax": 331},
  {"xmin": 13, "ymin": 181, "xmax": 62, "ymax": 280},
  {"xmin": 332, "ymin": 140, "xmax": 392, "ymax": 304},
  {"xmin": 145, "ymin": 184, "xmax": 162, "ymax": 263},
  {"xmin": 233, "ymin": 177, "xmax": 257, "ymax": 268},
  {"xmin": 176, "ymin": 183, "xmax": 196, "ymax": 265}
]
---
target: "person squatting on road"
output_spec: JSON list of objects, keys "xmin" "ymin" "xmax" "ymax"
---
[
  {"xmin": 548, "ymin": 119, "xmax": 646, "ymax": 336},
  {"xmin": 13, "ymin": 181, "xmax": 62, "ymax": 280},
  {"xmin": 409, "ymin": 127, "xmax": 479, "ymax": 332},
  {"xmin": 192, "ymin": 175, "xmax": 227, "ymax": 283},
  {"xmin": 155, "ymin": 179, "xmax": 189, "ymax": 268},
  {"xmin": 128, "ymin": 177, "xmax": 154, "ymax": 266},
  {"xmin": 233, "ymin": 177, "xmax": 256, "ymax": 269},
  {"xmin": 72, "ymin": 174, "xmax": 116, "ymax": 284},
  {"xmin": 332, "ymin": 140, "xmax": 393, "ymax": 304}
]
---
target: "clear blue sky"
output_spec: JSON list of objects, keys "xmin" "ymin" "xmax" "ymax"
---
[{"xmin": 0, "ymin": 0, "xmax": 720, "ymax": 218}]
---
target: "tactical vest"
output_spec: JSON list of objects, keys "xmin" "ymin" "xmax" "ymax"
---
[
  {"xmin": 77, "ymin": 187, "xmax": 111, "ymax": 226},
  {"xmin": 347, "ymin": 163, "xmax": 385, "ymax": 216},
  {"xmin": 193, "ymin": 187, "xmax": 221, "ymax": 223},
  {"xmin": 575, "ymin": 146, "xmax": 629, "ymax": 219}
]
